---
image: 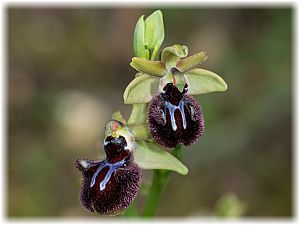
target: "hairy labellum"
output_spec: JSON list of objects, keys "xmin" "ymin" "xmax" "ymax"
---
[
  {"xmin": 75, "ymin": 135, "xmax": 142, "ymax": 215},
  {"xmin": 148, "ymin": 83, "xmax": 204, "ymax": 148}
]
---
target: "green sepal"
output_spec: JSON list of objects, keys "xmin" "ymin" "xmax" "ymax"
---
[
  {"xmin": 184, "ymin": 68, "xmax": 228, "ymax": 95},
  {"xmin": 123, "ymin": 73, "xmax": 160, "ymax": 104},
  {"xmin": 176, "ymin": 51, "xmax": 208, "ymax": 73},
  {"xmin": 161, "ymin": 44, "xmax": 188, "ymax": 69},
  {"xmin": 134, "ymin": 141, "xmax": 189, "ymax": 175},
  {"xmin": 130, "ymin": 57, "xmax": 166, "ymax": 77}
]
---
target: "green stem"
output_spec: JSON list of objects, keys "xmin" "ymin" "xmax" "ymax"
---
[{"xmin": 142, "ymin": 145, "xmax": 184, "ymax": 217}]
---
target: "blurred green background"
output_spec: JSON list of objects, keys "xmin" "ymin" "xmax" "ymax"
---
[{"xmin": 8, "ymin": 7, "xmax": 292, "ymax": 217}]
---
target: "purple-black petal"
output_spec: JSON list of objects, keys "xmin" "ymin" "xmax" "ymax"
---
[
  {"xmin": 75, "ymin": 135, "xmax": 142, "ymax": 215},
  {"xmin": 148, "ymin": 83, "xmax": 204, "ymax": 148},
  {"xmin": 75, "ymin": 159, "xmax": 141, "ymax": 215}
]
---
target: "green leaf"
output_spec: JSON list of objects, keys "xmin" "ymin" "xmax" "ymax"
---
[
  {"xmin": 161, "ymin": 44, "xmax": 188, "ymax": 69},
  {"xmin": 130, "ymin": 57, "xmax": 166, "ymax": 77},
  {"xmin": 133, "ymin": 15, "xmax": 148, "ymax": 58},
  {"xmin": 176, "ymin": 52, "xmax": 208, "ymax": 73},
  {"xmin": 134, "ymin": 141, "xmax": 188, "ymax": 175},
  {"xmin": 123, "ymin": 74, "xmax": 160, "ymax": 104},
  {"xmin": 184, "ymin": 68, "xmax": 228, "ymax": 95},
  {"xmin": 144, "ymin": 10, "xmax": 164, "ymax": 60}
]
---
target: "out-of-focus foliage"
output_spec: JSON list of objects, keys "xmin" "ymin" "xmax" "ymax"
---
[
  {"xmin": 8, "ymin": 8, "xmax": 292, "ymax": 217},
  {"xmin": 215, "ymin": 192, "xmax": 246, "ymax": 218}
]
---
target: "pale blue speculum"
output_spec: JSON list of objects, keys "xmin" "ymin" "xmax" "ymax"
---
[
  {"xmin": 164, "ymin": 100, "xmax": 187, "ymax": 131},
  {"xmin": 90, "ymin": 159, "xmax": 126, "ymax": 191}
]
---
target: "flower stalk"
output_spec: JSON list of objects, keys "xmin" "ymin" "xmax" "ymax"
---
[{"xmin": 142, "ymin": 145, "xmax": 184, "ymax": 217}]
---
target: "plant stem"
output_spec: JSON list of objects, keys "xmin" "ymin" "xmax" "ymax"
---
[
  {"xmin": 142, "ymin": 170, "xmax": 168, "ymax": 217},
  {"xmin": 142, "ymin": 145, "xmax": 184, "ymax": 217}
]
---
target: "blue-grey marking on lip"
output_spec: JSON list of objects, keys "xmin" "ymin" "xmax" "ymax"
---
[
  {"xmin": 165, "ymin": 100, "xmax": 187, "ymax": 131},
  {"xmin": 90, "ymin": 159, "xmax": 127, "ymax": 191}
]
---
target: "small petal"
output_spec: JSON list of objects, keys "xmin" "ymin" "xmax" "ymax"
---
[
  {"xmin": 130, "ymin": 57, "xmax": 166, "ymax": 77},
  {"xmin": 148, "ymin": 83, "xmax": 204, "ymax": 148},
  {"xmin": 176, "ymin": 51, "xmax": 207, "ymax": 73}
]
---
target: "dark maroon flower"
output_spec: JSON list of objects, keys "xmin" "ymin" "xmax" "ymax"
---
[
  {"xmin": 75, "ymin": 135, "xmax": 142, "ymax": 215},
  {"xmin": 148, "ymin": 82, "xmax": 204, "ymax": 148}
]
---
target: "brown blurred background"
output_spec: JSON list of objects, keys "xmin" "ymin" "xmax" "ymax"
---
[{"xmin": 7, "ymin": 7, "xmax": 292, "ymax": 217}]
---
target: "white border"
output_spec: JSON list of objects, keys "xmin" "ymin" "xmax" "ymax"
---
[
  {"xmin": 0, "ymin": 0, "xmax": 6, "ymax": 222},
  {"xmin": 1, "ymin": 0, "xmax": 297, "ymax": 7},
  {"xmin": 0, "ymin": 1, "xmax": 298, "ymax": 225}
]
